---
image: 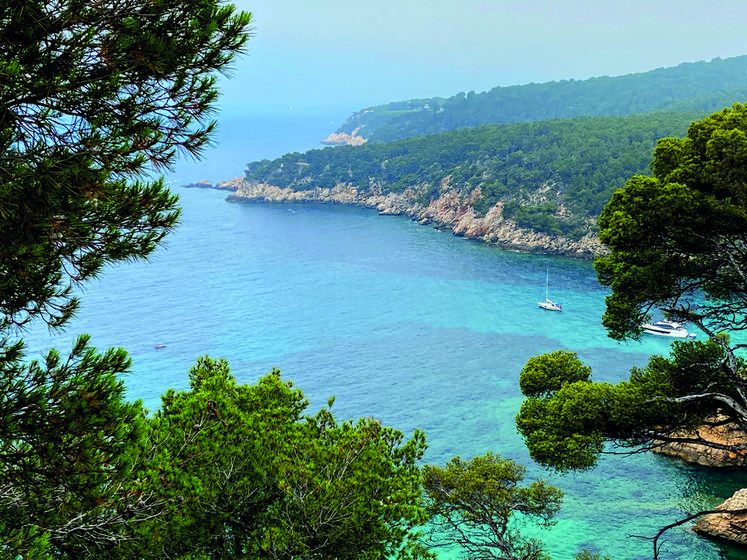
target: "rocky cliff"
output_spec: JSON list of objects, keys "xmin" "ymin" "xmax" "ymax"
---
[
  {"xmin": 219, "ymin": 178, "xmax": 604, "ymax": 259},
  {"xmin": 321, "ymin": 131, "xmax": 367, "ymax": 146}
]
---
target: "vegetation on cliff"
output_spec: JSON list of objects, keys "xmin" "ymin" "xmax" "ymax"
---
[
  {"xmin": 242, "ymin": 58, "xmax": 747, "ymax": 252},
  {"xmin": 333, "ymin": 55, "xmax": 747, "ymax": 143},
  {"xmin": 245, "ymin": 111, "xmax": 703, "ymax": 241}
]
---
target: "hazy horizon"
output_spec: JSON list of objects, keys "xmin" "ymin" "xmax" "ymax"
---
[
  {"xmin": 224, "ymin": 0, "xmax": 747, "ymax": 112},
  {"xmin": 169, "ymin": 0, "xmax": 747, "ymax": 184}
]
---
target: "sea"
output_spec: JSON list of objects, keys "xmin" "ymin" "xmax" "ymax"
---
[{"xmin": 22, "ymin": 109, "xmax": 747, "ymax": 560}]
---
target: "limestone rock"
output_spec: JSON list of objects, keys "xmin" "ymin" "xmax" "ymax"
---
[
  {"xmin": 321, "ymin": 131, "xmax": 367, "ymax": 146},
  {"xmin": 214, "ymin": 177, "xmax": 243, "ymax": 191},
  {"xmin": 694, "ymin": 488, "xmax": 747, "ymax": 545},
  {"xmin": 653, "ymin": 415, "xmax": 747, "ymax": 467},
  {"xmin": 225, "ymin": 178, "xmax": 606, "ymax": 259},
  {"xmin": 182, "ymin": 178, "xmax": 243, "ymax": 191},
  {"xmin": 182, "ymin": 180, "xmax": 213, "ymax": 189}
]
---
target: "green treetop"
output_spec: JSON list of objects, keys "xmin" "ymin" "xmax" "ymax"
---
[
  {"xmin": 134, "ymin": 358, "xmax": 431, "ymax": 559},
  {"xmin": 421, "ymin": 452, "xmax": 564, "ymax": 560}
]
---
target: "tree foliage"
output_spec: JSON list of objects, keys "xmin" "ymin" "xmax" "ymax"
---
[
  {"xmin": 597, "ymin": 103, "xmax": 747, "ymax": 344},
  {"xmin": 516, "ymin": 105, "xmax": 747, "ymax": 553},
  {"xmin": 133, "ymin": 359, "xmax": 431, "ymax": 560},
  {"xmin": 515, "ymin": 343, "xmax": 743, "ymax": 472},
  {"xmin": 0, "ymin": 0, "xmax": 251, "ymax": 330},
  {"xmin": 244, "ymin": 112, "xmax": 701, "ymax": 239},
  {"xmin": 0, "ymin": 335, "xmax": 153, "ymax": 558},
  {"xmin": 421, "ymin": 453, "xmax": 563, "ymax": 560},
  {"xmin": 2, "ymin": 351, "xmax": 433, "ymax": 559}
]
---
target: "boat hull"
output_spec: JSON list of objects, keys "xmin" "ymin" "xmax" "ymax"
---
[
  {"xmin": 642, "ymin": 321, "xmax": 695, "ymax": 339},
  {"xmin": 539, "ymin": 299, "xmax": 562, "ymax": 312}
]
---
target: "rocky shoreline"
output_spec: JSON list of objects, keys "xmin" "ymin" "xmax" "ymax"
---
[
  {"xmin": 653, "ymin": 415, "xmax": 747, "ymax": 468},
  {"xmin": 694, "ymin": 489, "xmax": 747, "ymax": 546},
  {"xmin": 199, "ymin": 177, "xmax": 604, "ymax": 259}
]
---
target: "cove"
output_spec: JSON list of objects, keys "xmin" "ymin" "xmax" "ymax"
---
[{"xmin": 25, "ymin": 186, "xmax": 747, "ymax": 560}]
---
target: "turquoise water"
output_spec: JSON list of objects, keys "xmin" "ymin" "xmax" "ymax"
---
[{"xmin": 24, "ymin": 186, "xmax": 747, "ymax": 560}]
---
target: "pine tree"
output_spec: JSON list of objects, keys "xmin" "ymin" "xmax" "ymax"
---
[{"xmin": 0, "ymin": 0, "xmax": 252, "ymax": 556}]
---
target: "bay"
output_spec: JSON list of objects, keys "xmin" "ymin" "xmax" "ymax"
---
[{"xmin": 24, "ymin": 186, "xmax": 747, "ymax": 560}]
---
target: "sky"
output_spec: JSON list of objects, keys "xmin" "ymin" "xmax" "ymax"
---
[
  {"xmin": 170, "ymin": 0, "xmax": 747, "ymax": 183},
  {"xmin": 223, "ymin": 0, "xmax": 747, "ymax": 113}
]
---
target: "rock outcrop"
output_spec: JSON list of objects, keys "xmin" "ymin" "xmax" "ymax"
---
[
  {"xmin": 214, "ymin": 177, "xmax": 245, "ymax": 191},
  {"xmin": 182, "ymin": 178, "xmax": 241, "ymax": 192},
  {"xmin": 651, "ymin": 416, "xmax": 747, "ymax": 548},
  {"xmin": 653, "ymin": 415, "xmax": 747, "ymax": 468},
  {"xmin": 694, "ymin": 489, "xmax": 747, "ymax": 545},
  {"xmin": 321, "ymin": 131, "xmax": 367, "ymax": 146},
  {"xmin": 224, "ymin": 179, "xmax": 604, "ymax": 259},
  {"xmin": 183, "ymin": 180, "xmax": 213, "ymax": 189}
]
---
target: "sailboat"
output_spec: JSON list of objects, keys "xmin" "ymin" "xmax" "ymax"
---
[{"xmin": 538, "ymin": 268, "xmax": 562, "ymax": 312}]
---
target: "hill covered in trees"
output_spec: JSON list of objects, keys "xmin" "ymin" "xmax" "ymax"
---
[
  {"xmin": 240, "ymin": 111, "xmax": 704, "ymax": 249},
  {"xmin": 327, "ymin": 55, "xmax": 747, "ymax": 144},
  {"xmin": 232, "ymin": 56, "xmax": 747, "ymax": 256}
]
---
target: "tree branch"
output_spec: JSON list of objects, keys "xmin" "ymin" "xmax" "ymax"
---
[{"xmin": 631, "ymin": 507, "xmax": 747, "ymax": 559}]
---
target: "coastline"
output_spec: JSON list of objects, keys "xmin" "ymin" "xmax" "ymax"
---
[{"xmin": 188, "ymin": 178, "xmax": 605, "ymax": 260}]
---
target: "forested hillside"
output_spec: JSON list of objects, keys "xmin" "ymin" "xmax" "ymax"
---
[
  {"xmin": 328, "ymin": 56, "xmax": 747, "ymax": 143},
  {"xmin": 236, "ymin": 56, "xmax": 747, "ymax": 255},
  {"xmin": 244, "ymin": 111, "xmax": 704, "ymax": 241}
]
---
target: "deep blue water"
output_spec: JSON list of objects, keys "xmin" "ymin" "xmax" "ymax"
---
[{"xmin": 23, "ymin": 185, "xmax": 747, "ymax": 560}]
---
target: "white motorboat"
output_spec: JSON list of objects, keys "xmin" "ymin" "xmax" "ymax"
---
[{"xmin": 642, "ymin": 320, "xmax": 696, "ymax": 339}]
